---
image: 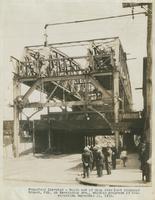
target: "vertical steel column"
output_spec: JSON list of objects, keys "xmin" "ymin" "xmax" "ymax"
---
[
  {"xmin": 93, "ymin": 136, "xmax": 95, "ymax": 146},
  {"xmin": 32, "ymin": 120, "xmax": 35, "ymax": 155},
  {"xmin": 84, "ymin": 136, "xmax": 86, "ymax": 146},
  {"xmin": 47, "ymin": 107, "xmax": 51, "ymax": 150},
  {"xmin": 113, "ymin": 39, "xmax": 120, "ymax": 152},
  {"xmin": 13, "ymin": 77, "xmax": 21, "ymax": 157},
  {"xmin": 85, "ymin": 136, "xmax": 87, "ymax": 146},
  {"xmin": 113, "ymin": 70, "xmax": 120, "ymax": 152},
  {"xmin": 122, "ymin": 89, "xmax": 125, "ymax": 112},
  {"xmin": 91, "ymin": 136, "xmax": 93, "ymax": 146},
  {"xmin": 86, "ymin": 136, "xmax": 88, "ymax": 146},
  {"xmin": 88, "ymin": 137, "xmax": 91, "ymax": 146},
  {"xmin": 87, "ymin": 136, "xmax": 89, "ymax": 146}
]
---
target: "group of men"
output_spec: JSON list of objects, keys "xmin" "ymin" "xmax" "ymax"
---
[{"xmin": 81, "ymin": 145, "xmax": 117, "ymax": 178}]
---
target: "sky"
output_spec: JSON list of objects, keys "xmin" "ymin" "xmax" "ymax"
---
[{"xmin": 1, "ymin": 0, "xmax": 148, "ymax": 120}]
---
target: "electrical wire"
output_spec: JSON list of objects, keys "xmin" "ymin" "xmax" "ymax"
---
[{"xmin": 44, "ymin": 12, "xmax": 146, "ymax": 29}]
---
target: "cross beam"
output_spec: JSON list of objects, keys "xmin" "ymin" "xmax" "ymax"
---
[
  {"xmin": 25, "ymin": 100, "xmax": 112, "ymax": 109},
  {"xmin": 18, "ymin": 74, "xmax": 86, "ymax": 83},
  {"xmin": 20, "ymin": 74, "xmax": 112, "ymax": 107},
  {"xmin": 25, "ymin": 37, "xmax": 119, "ymax": 48},
  {"xmin": 89, "ymin": 76, "xmax": 112, "ymax": 97}
]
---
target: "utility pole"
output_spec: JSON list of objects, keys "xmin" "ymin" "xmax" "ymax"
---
[
  {"xmin": 122, "ymin": 2, "xmax": 152, "ymax": 181},
  {"xmin": 146, "ymin": 3, "xmax": 152, "ymax": 146},
  {"xmin": 145, "ymin": 4, "xmax": 152, "ymax": 182}
]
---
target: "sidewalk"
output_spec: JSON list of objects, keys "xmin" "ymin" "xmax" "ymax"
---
[
  {"xmin": 3, "ymin": 153, "xmax": 151, "ymax": 187},
  {"xmin": 76, "ymin": 153, "xmax": 151, "ymax": 187}
]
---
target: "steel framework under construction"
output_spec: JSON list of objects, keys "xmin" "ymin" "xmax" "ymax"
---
[{"xmin": 12, "ymin": 36, "xmax": 143, "ymax": 156}]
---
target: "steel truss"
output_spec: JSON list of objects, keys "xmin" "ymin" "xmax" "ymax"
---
[{"xmin": 12, "ymin": 37, "xmax": 134, "ymax": 156}]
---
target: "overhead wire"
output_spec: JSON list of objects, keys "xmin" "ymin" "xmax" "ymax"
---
[{"xmin": 44, "ymin": 12, "xmax": 146, "ymax": 29}]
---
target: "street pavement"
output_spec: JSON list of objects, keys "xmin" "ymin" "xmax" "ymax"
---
[
  {"xmin": 3, "ymin": 153, "xmax": 151, "ymax": 187},
  {"xmin": 3, "ymin": 154, "xmax": 82, "ymax": 187}
]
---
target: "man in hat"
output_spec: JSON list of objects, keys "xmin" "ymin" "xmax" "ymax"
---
[
  {"xmin": 82, "ymin": 147, "xmax": 92, "ymax": 178},
  {"xmin": 94, "ymin": 145, "xmax": 104, "ymax": 177},
  {"xmin": 112, "ymin": 146, "xmax": 117, "ymax": 169},
  {"xmin": 87, "ymin": 145, "xmax": 94, "ymax": 172},
  {"xmin": 104, "ymin": 146, "xmax": 112, "ymax": 174}
]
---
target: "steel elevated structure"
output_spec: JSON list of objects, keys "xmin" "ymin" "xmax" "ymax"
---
[{"xmin": 12, "ymin": 37, "xmax": 143, "ymax": 156}]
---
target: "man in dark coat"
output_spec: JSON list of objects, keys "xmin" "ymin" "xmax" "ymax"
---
[
  {"xmin": 112, "ymin": 147, "xmax": 117, "ymax": 169},
  {"xmin": 94, "ymin": 146, "xmax": 104, "ymax": 177},
  {"xmin": 104, "ymin": 146, "xmax": 112, "ymax": 175},
  {"xmin": 139, "ymin": 143, "xmax": 150, "ymax": 182},
  {"xmin": 87, "ymin": 145, "xmax": 94, "ymax": 172},
  {"xmin": 82, "ymin": 147, "xmax": 92, "ymax": 178}
]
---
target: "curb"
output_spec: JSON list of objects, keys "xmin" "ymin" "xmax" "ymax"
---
[{"xmin": 76, "ymin": 178, "xmax": 151, "ymax": 187}]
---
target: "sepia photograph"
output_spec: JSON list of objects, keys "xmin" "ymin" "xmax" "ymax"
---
[{"xmin": 1, "ymin": 0, "xmax": 154, "ymax": 199}]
